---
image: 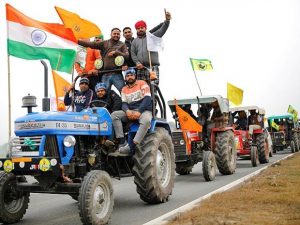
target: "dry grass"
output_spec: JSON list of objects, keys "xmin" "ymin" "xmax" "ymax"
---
[{"xmin": 168, "ymin": 153, "xmax": 300, "ymax": 225}]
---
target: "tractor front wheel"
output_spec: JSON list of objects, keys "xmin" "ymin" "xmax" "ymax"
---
[
  {"xmin": 78, "ymin": 170, "xmax": 114, "ymax": 225},
  {"xmin": 175, "ymin": 163, "xmax": 193, "ymax": 175},
  {"xmin": 251, "ymin": 146, "xmax": 259, "ymax": 167},
  {"xmin": 0, "ymin": 172, "xmax": 30, "ymax": 224},
  {"xmin": 291, "ymin": 140, "xmax": 296, "ymax": 153},
  {"xmin": 202, "ymin": 151, "xmax": 216, "ymax": 181}
]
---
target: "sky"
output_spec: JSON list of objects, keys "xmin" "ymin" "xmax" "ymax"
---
[{"xmin": 1, "ymin": 0, "xmax": 300, "ymax": 152}]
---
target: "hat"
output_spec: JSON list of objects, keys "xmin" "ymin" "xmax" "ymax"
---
[
  {"xmin": 95, "ymin": 34, "xmax": 104, "ymax": 39},
  {"xmin": 95, "ymin": 82, "xmax": 107, "ymax": 92},
  {"xmin": 79, "ymin": 77, "xmax": 89, "ymax": 84},
  {"xmin": 124, "ymin": 68, "xmax": 136, "ymax": 77},
  {"xmin": 135, "ymin": 20, "xmax": 147, "ymax": 29}
]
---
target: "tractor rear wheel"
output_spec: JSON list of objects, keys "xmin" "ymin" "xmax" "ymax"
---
[
  {"xmin": 257, "ymin": 134, "xmax": 269, "ymax": 163},
  {"xmin": 133, "ymin": 127, "xmax": 175, "ymax": 204},
  {"xmin": 215, "ymin": 130, "xmax": 236, "ymax": 175},
  {"xmin": 0, "ymin": 172, "xmax": 30, "ymax": 224},
  {"xmin": 202, "ymin": 151, "xmax": 216, "ymax": 181},
  {"xmin": 251, "ymin": 146, "xmax": 259, "ymax": 167},
  {"xmin": 78, "ymin": 170, "xmax": 114, "ymax": 225}
]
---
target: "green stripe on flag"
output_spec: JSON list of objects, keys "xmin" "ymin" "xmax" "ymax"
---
[{"xmin": 8, "ymin": 39, "xmax": 76, "ymax": 74}]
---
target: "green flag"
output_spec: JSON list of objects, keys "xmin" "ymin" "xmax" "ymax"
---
[
  {"xmin": 271, "ymin": 121, "xmax": 279, "ymax": 131},
  {"xmin": 190, "ymin": 58, "xmax": 213, "ymax": 71},
  {"xmin": 287, "ymin": 105, "xmax": 298, "ymax": 121}
]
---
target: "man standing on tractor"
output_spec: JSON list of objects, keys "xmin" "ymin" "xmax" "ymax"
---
[
  {"xmin": 131, "ymin": 10, "xmax": 172, "ymax": 85},
  {"xmin": 248, "ymin": 109, "xmax": 263, "ymax": 139},
  {"xmin": 110, "ymin": 68, "xmax": 152, "ymax": 155},
  {"xmin": 64, "ymin": 77, "xmax": 95, "ymax": 112},
  {"xmin": 78, "ymin": 28, "xmax": 129, "ymax": 93}
]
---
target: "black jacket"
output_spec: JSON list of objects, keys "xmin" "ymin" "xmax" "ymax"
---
[{"xmin": 97, "ymin": 90, "xmax": 122, "ymax": 113}]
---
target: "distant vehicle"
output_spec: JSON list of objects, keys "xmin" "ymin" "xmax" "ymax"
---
[
  {"xmin": 267, "ymin": 114, "xmax": 300, "ymax": 153},
  {"xmin": 230, "ymin": 106, "xmax": 270, "ymax": 167}
]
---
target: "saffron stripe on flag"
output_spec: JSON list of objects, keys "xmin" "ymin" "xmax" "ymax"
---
[{"xmin": 6, "ymin": 4, "xmax": 76, "ymax": 43}]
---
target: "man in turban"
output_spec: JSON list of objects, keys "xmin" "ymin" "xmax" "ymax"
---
[{"xmin": 131, "ymin": 10, "xmax": 172, "ymax": 86}]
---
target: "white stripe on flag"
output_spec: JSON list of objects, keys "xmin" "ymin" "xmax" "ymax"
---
[{"xmin": 8, "ymin": 21, "xmax": 77, "ymax": 50}]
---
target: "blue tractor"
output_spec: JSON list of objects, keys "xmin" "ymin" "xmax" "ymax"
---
[{"xmin": 0, "ymin": 75, "xmax": 175, "ymax": 224}]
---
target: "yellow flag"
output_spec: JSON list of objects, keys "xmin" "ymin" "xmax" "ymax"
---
[
  {"xmin": 190, "ymin": 58, "xmax": 213, "ymax": 71},
  {"xmin": 52, "ymin": 70, "xmax": 71, "ymax": 98},
  {"xmin": 175, "ymin": 104, "xmax": 202, "ymax": 132},
  {"xmin": 287, "ymin": 105, "xmax": 298, "ymax": 121},
  {"xmin": 271, "ymin": 121, "xmax": 279, "ymax": 131},
  {"xmin": 55, "ymin": 6, "xmax": 101, "ymax": 39},
  {"xmin": 227, "ymin": 82, "xmax": 243, "ymax": 106}
]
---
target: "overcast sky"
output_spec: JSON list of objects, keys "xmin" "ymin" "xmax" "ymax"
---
[{"xmin": 1, "ymin": 0, "xmax": 300, "ymax": 150}]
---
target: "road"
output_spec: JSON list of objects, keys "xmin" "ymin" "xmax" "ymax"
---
[{"xmin": 1, "ymin": 150, "xmax": 291, "ymax": 225}]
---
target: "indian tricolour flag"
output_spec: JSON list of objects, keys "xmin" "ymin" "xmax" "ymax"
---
[{"xmin": 6, "ymin": 4, "xmax": 77, "ymax": 74}]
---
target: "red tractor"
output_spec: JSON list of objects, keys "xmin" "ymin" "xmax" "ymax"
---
[
  {"xmin": 230, "ymin": 106, "xmax": 270, "ymax": 167},
  {"xmin": 168, "ymin": 95, "xmax": 237, "ymax": 181}
]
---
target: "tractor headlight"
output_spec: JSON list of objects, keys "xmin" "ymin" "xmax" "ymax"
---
[
  {"xmin": 63, "ymin": 135, "xmax": 76, "ymax": 147},
  {"xmin": 180, "ymin": 139, "xmax": 185, "ymax": 145}
]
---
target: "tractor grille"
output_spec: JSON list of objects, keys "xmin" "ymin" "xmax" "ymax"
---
[
  {"xmin": 273, "ymin": 132, "xmax": 285, "ymax": 144},
  {"xmin": 44, "ymin": 136, "xmax": 59, "ymax": 157},
  {"xmin": 10, "ymin": 135, "xmax": 59, "ymax": 157},
  {"xmin": 172, "ymin": 131, "xmax": 186, "ymax": 156}
]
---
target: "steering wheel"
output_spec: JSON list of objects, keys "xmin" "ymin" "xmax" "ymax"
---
[{"xmin": 90, "ymin": 100, "xmax": 110, "ymax": 108}]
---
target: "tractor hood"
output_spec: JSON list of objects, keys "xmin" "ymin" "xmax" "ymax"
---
[{"xmin": 14, "ymin": 108, "xmax": 112, "ymax": 136}]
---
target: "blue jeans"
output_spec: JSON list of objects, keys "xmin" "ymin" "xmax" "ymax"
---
[{"xmin": 101, "ymin": 73, "xmax": 125, "ymax": 93}]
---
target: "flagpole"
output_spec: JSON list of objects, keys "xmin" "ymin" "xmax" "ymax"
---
[
  {"xmin": 192, "ymin": 70, "xmax": 202, "ymax": 96},
  {"xmin": 7, "ymin": 14, "xmax": 12, "ymax": 141},
  {"xmin": 8, "ymin": 55, "xmax": 12, "ymax": 139}
]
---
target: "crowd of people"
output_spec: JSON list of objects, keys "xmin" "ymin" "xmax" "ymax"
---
[{"xmin": 63, "ymin": 11, "xmax": 172, "ymax": 155}]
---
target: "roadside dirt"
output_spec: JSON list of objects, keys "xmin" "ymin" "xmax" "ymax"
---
[{"xmin": 168, "ymin": 153, "xmax": 300, "ymax": 225}]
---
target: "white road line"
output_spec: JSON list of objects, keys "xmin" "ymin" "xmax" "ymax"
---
[{"xmin": 144, "ymin": 153, "xmax": 294, "ymax": 225}]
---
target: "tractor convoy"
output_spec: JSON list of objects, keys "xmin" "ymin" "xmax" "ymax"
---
[{"xmin": 0, "ymin": 77, "xmax": 297, "ymax": 224}]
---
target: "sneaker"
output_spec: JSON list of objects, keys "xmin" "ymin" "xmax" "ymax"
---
[
  {"xmin": 118, "ymin": 144, "xmax": 131, "ymax": 156},
  {"xmin": 108, "ymin": 143, "xmax": 130, "ymax": 157}
]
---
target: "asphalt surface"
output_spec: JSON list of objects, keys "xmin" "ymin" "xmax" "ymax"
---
[{"xmin": 0, "ymin": 149, "xmax": 291, "ymax": 225}]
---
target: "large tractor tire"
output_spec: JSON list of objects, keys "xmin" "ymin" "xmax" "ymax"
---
[
  {"xmin": 202, "ymin": 151, "xmax": 217, "ymax": 181},
  {"xmin": 133, "ymin": 127, "xmax": 175, "ymax": 204},
  {"xmin": 251, "ymin": 146, "xmax": 259, "ymax": 167},
  {"xmin": 175, "ymin": 163, "xmax": 193, "ymax": 175},
  {"xmin": 257, "ymin": 134, "xmax": 269, "ymax": 164},
  {"xmin": 292, "ymin": 133, "xmax": 299, "ymax": 152},
  {"xmin": 78, "ymin": 170, "xmax": 114, "ymax": 225},
  {"xmin": 0, "ymin": 172, "xmax": 30, "ymax": 224},
  {"xmin": 215, "ymin": 130, "xmax": 237, "ymax": 175}
]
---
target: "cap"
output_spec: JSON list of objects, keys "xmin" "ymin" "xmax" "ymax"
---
[
  {"xmin": 79, "ymin": 77, "xmax": 89, "ymax": 84},
  {"xmin": 95, "ymin": 82, "xmax": 107, "ymax": 92},
  {"xmin": 124, "ymin": 68, "xmax": 136, "ymax": 77}
]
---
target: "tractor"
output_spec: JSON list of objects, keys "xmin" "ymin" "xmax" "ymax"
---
[
  {"xmin": 230, "ymin": 106, "xmax": 270, "ymax": 167},
  {"xmin": 168, "ymin": 95, "xmax": 236, "ymax": 181},
  {"xmin": 0, "ymin": 74, "xmax": 175, "ymax": 224},
  {"xmin": 267, "ymin": 114, "xmax": 300, "ymax": 153}
]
